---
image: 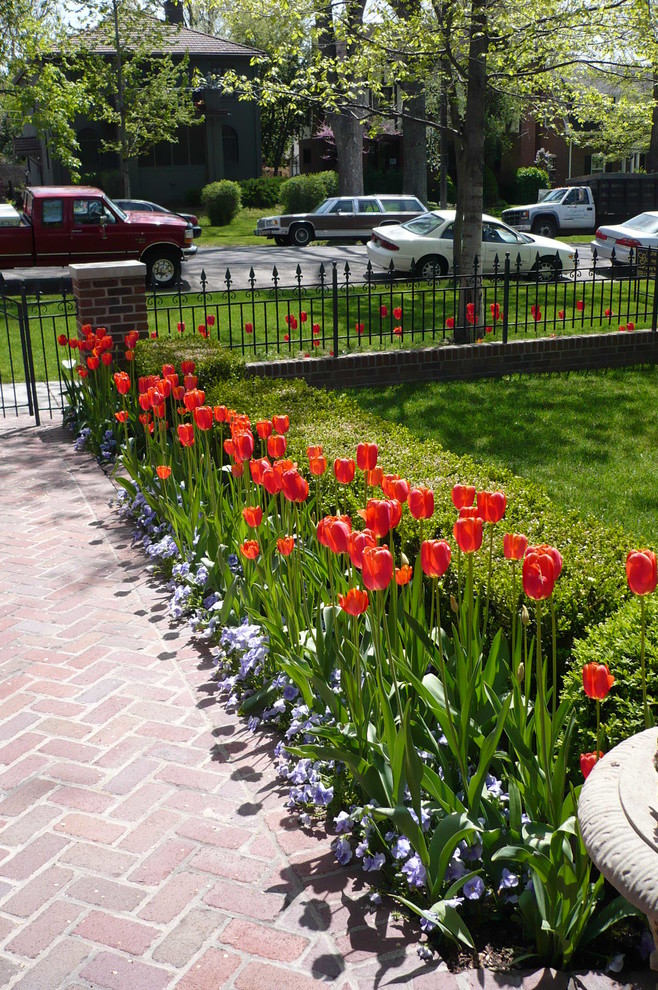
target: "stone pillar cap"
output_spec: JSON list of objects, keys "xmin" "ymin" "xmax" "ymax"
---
[{"xmin": 69, "ymin": 260, "xmax": 146, "ymax": 281}]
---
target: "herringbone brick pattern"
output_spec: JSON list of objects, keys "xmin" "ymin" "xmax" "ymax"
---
[{"xmin": 0, "ymin": 420, "xmax": 650, "ymax": 990}]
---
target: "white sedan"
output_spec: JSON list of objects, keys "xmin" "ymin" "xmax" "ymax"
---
[
  {"xmin": 367, "ymin": 210, "xmax": 576, "ymax": 280},
  {"xmin": 590, "ymin": 212, "xmax": 658, "ymax": 264}
]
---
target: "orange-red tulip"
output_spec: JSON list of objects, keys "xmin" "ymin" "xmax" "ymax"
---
[
  {"xmin": 381, "ymin": 473, "xmax": 401, "ymax": 497},
  {"xmin": 249, "ymin": 457, "xmax": 271, "ymax": 485},
  {"xmin": 214, "ymin": 405, "xmax": 229, "ymax": 423},
  {"xmin": 307, "ymin": 444, "xmax": 323, "ymax": 458},
  {"xmin": 580, "ymin": 752, "xmax": 604, "ymax": 779},
  {"xmin": 184, "ymin": 388, "xmax": 205, "ymax": 411},
  {"xmin": 453, "ymin": 517, "xmax": 483, "ymax": 553},
  {"xmin": 366, "ymin": 467, "xmax": 383, "ymax": 488},
  {"xmin": 395, "ymin": 564, "xmax": 413, "ymax": 585},
  {"xmin": 177, "ymin": 424, "xmax": 195, "ymax": 447},
  {"xmin": 626, "ymin": 549, "xmax": 658, "ymax": 596},
  {"xmin": 477, "ymin": 490, "xmax": 506, "ymax": 524},
  {"xmin": 193, "ymin": 406, "xmax": 213, "ymax": 431},
  {"xmin": 242, "ymin": 506, "xmax": 263, "ymax": 528},
  {"xmin": 452, "ymin": 484, "xmax": 476, "ymax": 510},
  {"xmin": 356, "ymin": 442, "xmax": 378, "ymax": 472},
  {"xmin": 268, "ymin": 435, "xmax": 287, "ymax": 459},
  {"xmin": 526, "ymin": 544, "xmax": 563, "ymax": 580},
  {"xmin": 282, "ymin": 469, "xmax": 309, "ymax": 503},
  {"xmin": 360, "ymin": 498, "xmax": 398, "ymax": 538},
  {"xmin": 256, "ymin": 420, "xmax": 273, "ymax": 440},
  {"xmin": 503, "ymin": 533, "xmax": 528, "ymax": 560},
  {"xmin": 334, "ymin": 458, "xmax": 356, "ymax": 485},
  {"xmin": 114, "ymin": 372, "xmax": 131, "ymax": 395},
  {"xmin": 362, "ymin": 546, "xmax": 394, "ymax": 591},
  {"xmin": 389, "ymin": 478, "xmax": 410, "ymax": 503},
  {"xmin": 234, "ymin": 431, "xmax": 255, "ymax": 462},
  {"xmin": 240, "ymin": 540, "xmax": 259, "ymax": 559},
  {"xmin": 339, "ymin": 588, "xmax": 369, "ymax": 615},
  {"xmin": 114, "ymin": 410, "xmax": 129, "ymax": 423},
  {"xmin": 522, "ymin": 551, "xmax": 555, "ymax": 600},
  {"xmin": 277, "ymin": 536, "xmax": 295, "ymax": 556},
  {"xmin": 421, "ymin": 540, "xmax": 451, "ymax": 577},
  {"xmin": 408, "ymin": 487, "xmax": 434, "ymax": 520},
  {"xmin": 87, "ymin": 356, "xmax": 99, "ymax": 370},
  {"xmin": 582, "ymin": 663, "xmax": 615, "ymax": 700},
  {"xmin": 309, "ymin": 456, "xmax": 327, "ymax": 476},
  {"xmin": 348, "ymin": 529, "xmax": 377, "ymax": 569},
  {"xmin": 325, "ymin": 517, "xmax": 352, "ymax": 554},
  {"xmin": 181, "ymin": 360, "xmax": 196, "ymax": 375},
  {"xmin": 156, "ymin": 465, "xmax": 171, "ymax": 480},
  {"xmin": 272, "ymin": 414, "xmax": 290, "ymax": 434}
]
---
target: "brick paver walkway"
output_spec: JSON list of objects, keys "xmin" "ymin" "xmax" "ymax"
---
[{"xmin": 0, "ymin": 420, "xmax": 652, "ymax": 990}]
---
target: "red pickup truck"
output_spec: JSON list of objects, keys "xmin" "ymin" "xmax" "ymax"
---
[{"xmin": 0, "ymin": 186, "xmax": 193, "ymax": 288}]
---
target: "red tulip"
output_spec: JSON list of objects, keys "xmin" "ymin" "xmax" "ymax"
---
[
  {"xmin": 272, "ymin": 414, "xmax": 290, "ymax": 434},
  {"xmin": 316, "ymin": 515, "xmax": 337, "ymax": 548},
  {"xmin": 466, "ymin": 303, "xmax": 476, "ymax": 325},
  {"xmin": 101, "ymin": 352, "xmax": 113, "ymax": 366},
  {"xmin": 249, "ymin": 457, "xmax": 271, "ymax": 485},
  {"xmin": 408, "ymin": 487, "xmax": 434, "ymax": 520},
  {"xmin": 626, "ymin": 549, "xmax": 658, "ymax": 596},
  {"xmin": 389, "ymin": 478, "xmax": 410, "ymax": 503},
  {"xmin": 207, "ymin": 314, "xmax": 216, "ymax": 327},
  {"xmin": 87, "ymin": 356, "xmax": 99, "ymax": 370},
  {"xmin": 177, "ymin": 322, "xmax": 185, "ymax": 333},
  {"xmin": 522, "ymin": 551, "xmax": 555, "ymax": 600},
  {"xmin": 267, "ymin": 435, "xmax": 287, "ymax": 459},
  {"xmin": 393, "ymin": 307, "xmax": 402, "ymax": 319},
  {"xmin": 339, "ymin": 587, "xmax": 369, "ymax": 615},
  {"xmin": 421, "ymin": 540, "xmax": 451, "ymax": 577},
  {"xmin": 177, "ymin": 424, "xmax": 195, "ymax": 447},
  {"xmin": 114, "ymin": 410, "xmax": 129, "ymax": 422},
  {"xmin": 193, "ymin": 406, "xmax": 213, "ymax": 431},
  {"xmin": 256, "ymin": 420, "xmax": 273, "ymax": 440},
  {"xmin": 307, "ymin": 444, "xmax": 323, "ymax": 458},
  {"xmin": 558, "ymin": 310, "xmax": 565, "ymax": 320},
  {"xmin": 277, "ymin": 536, "xmax": 295, "ymax": 556},
  {"xmin": 57, "ymin": 333, "xmax": 68, "ymax": 346},
  {"xmin": 183, "ymin": 374, "xmax": 198, "ymax": 390},
  {"xmin": 77, "ymin": 368, "xmax": 88, "ymax": 378},
  {"xmin": 366, "ymin": 467, "xmax": 383, "ymax": 488},
  {"xmin": 526, "ymin": 544, "xmax": 563, "ymax": 580},
  {"xmin": 395, "ymin": 564, "xmax": 413, "ymax": 585},
  {"xmin": 381, "ymin": 473, "xmax": 400, "ymax": 498},
  {"xmin": 214, "ymin": 405, "xmax": 228, "ymax": 423},
  {"xmin": 325, "ymin": 517, "xmax": 353, "ymax": 554},
  {"xmin": 360, "ymin": 498, "xmax": 398, "ymax": 538},
  {"xmin": 309, "ymin": 455, "xmax": 327, "ymax": 476},
  {"xmin": 232, "ymin": 462, "xmax": 244, "ymax": 478},
  {"xmin": 245, "ymin": 322, "xmax": 254, "ymax": 334},
  {"xmin": 575, "ymin": 300, "xmax": 584, "ymax": 311},
  {"xmin": 580, "ymin": 752, "xmax": 604, "ymax": 779},
  {"xmin": 156, "ymin": 465, "xmax": 171, "ymax": 480},
  {"xmin": 490, "ymin": 302, "xmax": 501, "ymax": 319},
  {"xmin": 114, "ymin": 372, "xmax": 131, "ymax": 395},
  {"xmin": 233, "ymin": 431, "xmax": 255, "ymax": 462},
  {"xmin": 242, "ymin": 506, "xmax": 263, "ymax": 528},
  {"xmin": 627, "ymin": 322, "xmax": 635, "ymax": 331},
  {"xmin": 262, "ymin": 468, "xmax": 280, "ymax": 495},
  {"xmin": 452, "ymin": 484, "xmax": 476, "ymax": 510},
  {"xmin": 503, "ymin": 533, "xmax": 528, "ymax": 560},
  {"xmin": 356, "ymin": 442, "xmax": 378, "ymax": 471},
  {"xmin": 334, "ymin": 458, "xmax": 356, "ymax": 485},
  {"xmin": 477, "ymin": 490, "xmax": 507, "ymax": 524},
  {"xmin": 582, "ymin": 662, "xmax": 615, "ymax": 700},
  {"xmin": 282, "ymin": 469, "xmax": 309, "ymax": 503},
  {"xmin": 347, "ymin": 529, "xmax": 377, "ymax": 569},
  {"xmin": 380, "ymin": 304, "xmax": 388, "ymax": 317},
  {"xmin": 184, "ymin": 388, "xmax": 205, "ymax": 411},
  {"xmin": 362, "ymin": 546, "xmax": 394, "ymax": 591},
  {"xmin": 240, "ymin": 540, "xmax": 259, "ymax": 560},
  {"xmin": 445, "ymin": 316, "xmax": 455, "ymax": 329},
  {"xmin": 180, "ymin": 361, "xmax": 195, "ymax": 374},
  {"xmin": 453, "ymin": 517, "xmax": 483, "ymax": 553}
]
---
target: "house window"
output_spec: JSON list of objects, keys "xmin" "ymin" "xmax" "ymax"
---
[
  {"xmin": 139, "ymin": 125, "xmax": 207, "ymax": 168},
  {"xmin": 222, "ymin": 126, "xmax": 239, "ymax": 165},
  {"xmin": 590, "ymin": 153, "xmax": 606, "ymax": 174}
]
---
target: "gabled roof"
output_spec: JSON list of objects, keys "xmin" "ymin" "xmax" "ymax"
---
[{"xmin": 69, "ymin": 18, "xmax": 263, "ymax": 58}]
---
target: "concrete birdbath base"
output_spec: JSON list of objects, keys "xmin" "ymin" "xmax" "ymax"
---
[{"xmin": 578, "ymin": 727, "xmax": 658, "ymax": 971}]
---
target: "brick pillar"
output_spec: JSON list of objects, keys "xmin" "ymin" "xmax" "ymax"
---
[{"xmin": 69, "ymin": 260, "xmax": 149, "ymax": 352}]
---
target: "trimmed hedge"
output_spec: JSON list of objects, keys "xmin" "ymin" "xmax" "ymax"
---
[
  {"xmin": 201, "ymin": 180, "xmax": 242, "ymax": 226},
  {"xmin": 239, "ymin": 176, "xmax": 283, "ymax": 209},
  {"xmin": 515, "ymin": 166, "xmax": 550, "ymax": 203},
  {"xmin": 135, "ymin": 337, "xmax": 246, "ymax": 392},
  {"xmin": 279, "ymin": 172, "xmax": 339, "ymax": 213}
]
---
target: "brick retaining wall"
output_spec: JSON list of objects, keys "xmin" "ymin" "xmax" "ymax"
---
[{"xmin": 246, "ymin": 330, "xmax": 658, "ymax": 388}]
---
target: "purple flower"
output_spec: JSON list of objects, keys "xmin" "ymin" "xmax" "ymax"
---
[
  {"xmin": 334, "ymin": 811, "xmax": 353, "ymax": 834},
  {"xmin": 463, "ymin": 876, "xmax": 485, "ymax": 900},
  {"xmin": 334, "ymin": 837, "xmax": 352, "ymax": 866},
  {"xmin": 310, "ymin": 781, "xmax": 334, "ymax": 806},
  {"xmin": 363, "ymin": 852, "xmax": 385, "ymax": 872},
  {"xmin": 401, "ymin": 855, "xmax": 426, "ymax": 889},
  {"xmin": 498, "ymin": 867, "xmax": 519, "ymax": 891},
  {"xmin": 391, "ymin": 836, "xmax": 412, "ymax": 860},
  {"xmin": 355, "ymin": 839, "xmax": 369, "ymax": 858}
]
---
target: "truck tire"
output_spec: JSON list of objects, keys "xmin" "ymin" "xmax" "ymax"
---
[
  {"xmin": 290, "ymin": 224, "xmax": 313, "ymax": 247},
  {"xmin": 531, "ymin": 217, "xmax": 557, "ymax": 239},
  {"xmin": 144, "ymin": 249, "xmax": 181, "ymax": 289}
]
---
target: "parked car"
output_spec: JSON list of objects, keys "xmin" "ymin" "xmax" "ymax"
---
[
  {"xmin": 254, "ymin": 194, "xmax": 427, "ymax": 247},
  {"xmin": 113, "ymin": 199, "xmax": 202, "ymax": 239},
  {"xmin": 590, "ymin": 211, "xmax": 658, "ymax": 264},
  {"xmin": 367, "ymin": 210, "xmax": 577, "ymax": 280}
]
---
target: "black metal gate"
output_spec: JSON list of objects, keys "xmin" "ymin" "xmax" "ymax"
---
[{"xmin": 0, "ymin": 280, "xmax": 76, "ymax": 423}]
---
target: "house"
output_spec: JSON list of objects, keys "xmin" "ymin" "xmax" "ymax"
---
[{"xmin": 19, "ymin": 13, "xmax": 263, "ymax": 205}]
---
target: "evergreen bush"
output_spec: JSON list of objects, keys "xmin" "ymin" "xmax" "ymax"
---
[{"xmin": 201, "ymin": 180, "xmax": 242, "ymax": 226}]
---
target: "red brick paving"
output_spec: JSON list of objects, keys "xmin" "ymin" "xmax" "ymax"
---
[{"xmin": 0, "ymin": 420, "xmax": 649, "ymax": 989}]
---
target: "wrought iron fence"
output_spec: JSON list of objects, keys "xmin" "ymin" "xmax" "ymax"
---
[{"xmin": 147, "ymin": 248, "xmax": 658, "ymax": 356}]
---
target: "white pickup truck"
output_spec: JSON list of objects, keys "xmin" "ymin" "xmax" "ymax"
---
[{"xmin": 501, "ymin": 186, "xmax": 596, "ymax": 239}]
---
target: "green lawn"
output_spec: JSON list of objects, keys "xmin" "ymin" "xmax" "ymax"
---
[
  {"xmin": 347, "ymin": 367, "xmax": 658, "ymax": 545},
  {"xmin": 198, "ymin": 207, "xmax": 277, "ymax": 247}
]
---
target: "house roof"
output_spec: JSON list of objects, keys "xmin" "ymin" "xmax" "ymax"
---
[{"xmin": 69, "ymin": 18, "xmax": 263, "ymax": 58}]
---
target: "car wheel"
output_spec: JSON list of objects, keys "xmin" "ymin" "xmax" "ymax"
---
[
  {"xmin": 532, "ymin": 217, "xmax": 557, "ymax": 239},
  {"xmin": 415, "ymin": 254, "xmax": 448, "ymax": 280},
  {"xmin": 145, "ymin": 250, "xmax": 180, "ymax": 289},
  {"xmin": 534, "ymin": 256, "xmax": 562, "ymax": 282},
  {"xmin": 291, "ymin": 224, "xmax": 313, "ymax": 247},
  {"xmin": 274, "ymin": 235, "xmax": 290, "ymax": 246}
]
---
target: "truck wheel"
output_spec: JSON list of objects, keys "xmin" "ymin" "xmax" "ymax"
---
[
  {"xmin": 532, "ymin": 217, "xmax": 557, "ymax": 239},
  {"xmin": 290, "ymin": 224, "xmax": 313, "ymax": 247},
  {"xmin": 146, "ymin": 251, "xmax": 180, "ymax": 289}
]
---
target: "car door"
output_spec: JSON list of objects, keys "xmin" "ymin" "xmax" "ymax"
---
[
  {"xmin": 33, "ymin": 196, "xmax": 72, "ymax": 266},
  {"xmin": 314, "ymin": 198, "xmax": 356, "ymax": 239},
  {"xmin": 482, "ymin": 221, "xmax": 528, "ymax": 271},
  {"xmin": 355, "ymin": 198, "xmax": 384, "ymax": 240},
  {"xmin": 561, "ymin": 188, "xmax": 591, "ymax": 230},
  {"xmin": 69, "ymin": 196, "xmax": 133, "ymax": 264}
]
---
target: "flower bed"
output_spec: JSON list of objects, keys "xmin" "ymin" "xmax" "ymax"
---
[{"xmin": 59, "ymin": 328, "xmax": 657, "ymax": 970}]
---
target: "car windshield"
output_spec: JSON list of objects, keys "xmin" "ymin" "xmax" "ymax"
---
[
  {"xmin": 108, "ymin": 200, "xmax": 128, "ymax": 220},
  {"xmin": 540, "ymin": 188, "xmax": 568, "ymax": 203},
  {"xmin": 622, "ymin": 213, "xmax": 658, "ymax": 233},
  {"xmin": 402, "ymin": 213, "xmax": 445, "ymax": 235}
]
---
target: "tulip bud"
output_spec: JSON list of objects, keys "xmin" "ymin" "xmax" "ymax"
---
[
  {"xmin": 516, "ymin": 662, "xmax": 525, "ymax": 683},
  {"xmin": 521, "ymin": 605, "xmax": 530, "ymax": 626},
  {"xmin": 450, "ymin": 594, "xmax": 458, "ymax": 614},
  {"xmin": 401, "ymin": 552, "xmax": 409, "ymax": 567}
]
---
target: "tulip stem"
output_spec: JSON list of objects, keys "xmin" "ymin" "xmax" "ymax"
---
[
  {"xmin": 511, "ymin": 561, "xmax": 516, "ymax": 662},
  {"xmin": 535, "ymin": 600, "xmax": 554, "ymax": 823},
  {"xmin": 596, "ymin": 699, "xmax": 601, "ymax": 766},
  {"xmin": 641, "ymin": 595, "xmax": 650, "ymax": 728},
  {"xmin": 483, "ymin": 524, "xmax": 494, "ymax": 634},
  {"xmin": 551, "ymin": 599, "xmax": 557, "ymax": 718}
]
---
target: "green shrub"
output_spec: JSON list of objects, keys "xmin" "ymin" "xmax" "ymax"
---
[
  {"xmin": 428, "ymin": 174, "xmax": 456, "ymax": 207},
  {"xmin": 239, "ymin": 176, "xmax": 283, "ymax": 209},
  {"xmin": 135, "ymin": 335, "xmax": 247, "ymax": 391},
  {"xmin": 562, "ymin": 594, "xmax": 658, "ymax": 756},
  {"xmin": 317, "ymin": 170, "xmax": 339, "ymax": 197},
  {"xmin": 279, "ymin": 173, "xmax": 332, "ymax": 213},
  {"xmin": 201, "ymin": 180, "xmax": 242, "ymax": 226},
  {"xmin": 515, "ymin": 166, "xmax": 550, "ymax": 204}
]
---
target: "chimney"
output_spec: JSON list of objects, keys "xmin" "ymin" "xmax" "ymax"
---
[{"xmin": 164, "ymin": 1, "xmax": 185, "ymax": 24}]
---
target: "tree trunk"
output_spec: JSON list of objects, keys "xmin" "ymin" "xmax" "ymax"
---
[
  {"xmin": 453, "ymin": 0, "xmax": 487, "ymax": 343},
  {"xmin": 647, "ymin": 74, "xmax": 658, "ymax": 173},
  {"xmin": 402, "ymin": 83, "xmax": 427, "ymax": 202},
  {"xmin": 329, "ymin": 112, "xmax": 364, "ymax": 194}
]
